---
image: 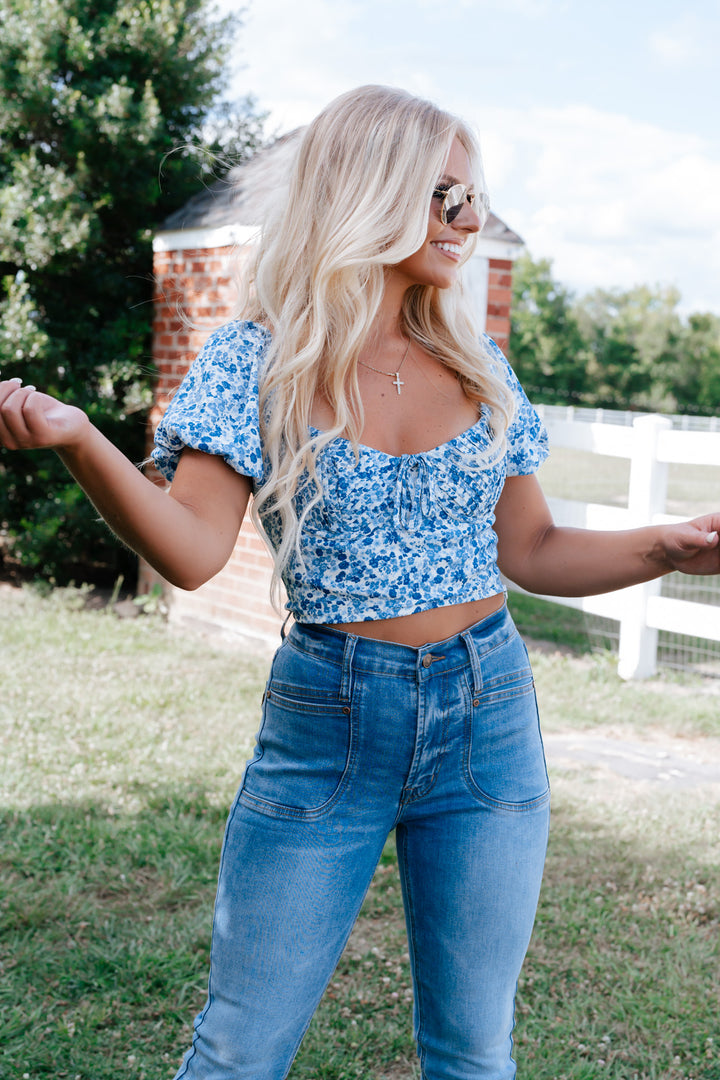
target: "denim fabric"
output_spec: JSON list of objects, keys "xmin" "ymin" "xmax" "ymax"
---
[{"xmin": 174, "ymin": 605, "xmax": 550, "ymax": 1080}]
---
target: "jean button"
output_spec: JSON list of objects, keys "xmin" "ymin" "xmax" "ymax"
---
[{"xmin": 422, "ymin": 655, "xmax": 433, "ymax": 668}]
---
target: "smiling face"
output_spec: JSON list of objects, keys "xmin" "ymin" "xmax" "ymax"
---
[{"xmin": 390, "ymin": 137, "xmax": 483, "ymax": 292}]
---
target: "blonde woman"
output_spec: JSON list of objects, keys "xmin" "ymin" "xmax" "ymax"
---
[{"xmin": 1, "ymin": 86, "xmax": 718, "ymax": 1080}]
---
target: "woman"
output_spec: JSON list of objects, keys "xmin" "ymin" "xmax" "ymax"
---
[{"xmin": 1, "ymin": 86, "xmax": 718, "ymax": 1080}]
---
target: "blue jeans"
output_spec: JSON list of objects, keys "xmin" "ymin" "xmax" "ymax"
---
[{"xmin": 174, "ymin": 604, "xmax": 550, "ymax": 1080}]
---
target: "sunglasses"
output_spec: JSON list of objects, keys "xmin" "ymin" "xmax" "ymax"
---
[{"xmin": 433, "ymin": 183, "xmax": 489, "ymax": 225}]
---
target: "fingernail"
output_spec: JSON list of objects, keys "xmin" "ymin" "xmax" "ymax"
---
[
  {"xmin": 24, "ymin": 384, "xmax": 36, "ymax": 392},
  {"xmin": 10, "ymin": 377, "xmax": 22, "ymax": 384},
  {"xmin": 706, "ymin": 531, "xmax": 718, "ymax": 544}
]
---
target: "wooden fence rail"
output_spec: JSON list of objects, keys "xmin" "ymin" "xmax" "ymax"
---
[{"xmin": 520, "ymin": 410, "xmax": 720, "ymax": 680}]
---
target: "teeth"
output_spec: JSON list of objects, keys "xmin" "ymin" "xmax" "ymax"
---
[{"xmin": 433, "ymin": 242, "xmax": 462, "ymax": 254}]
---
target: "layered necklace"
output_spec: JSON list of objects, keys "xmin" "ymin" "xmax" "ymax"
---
[{"xmin": 357, "ymin": 337, "xmax": 411, "ymax": 396}]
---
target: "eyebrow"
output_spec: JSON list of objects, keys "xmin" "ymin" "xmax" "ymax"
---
[{"xmin": 436, "ymin": 173, "xmax": 474, "ymax": 188}]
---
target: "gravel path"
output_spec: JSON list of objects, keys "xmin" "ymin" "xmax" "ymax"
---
[{"xmin": 543, "ymin": 729, "xmax": 720, "ymax": 788}]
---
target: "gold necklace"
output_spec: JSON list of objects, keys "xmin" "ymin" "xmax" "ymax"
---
[{"xmin": 358, "ymin": 338, "xmax": 411, "ymax": 396}]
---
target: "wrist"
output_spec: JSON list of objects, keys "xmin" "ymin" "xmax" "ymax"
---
[
  {"xmin": 55, "ymin": 414, "xmax": 100, "ymax": 463},
  {"xmin": 643, "ymin": 526, "xmax": 674, "ymax": 576}
]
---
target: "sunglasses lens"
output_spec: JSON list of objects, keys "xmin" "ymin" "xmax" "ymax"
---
[{"xmin": 442, "ymin": 184, "xmax": 466, "ymax": 224}]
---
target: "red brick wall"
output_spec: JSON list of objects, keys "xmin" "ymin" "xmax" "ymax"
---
[
  {"xmin": 485, "ymin": 258, "xmax": 513, "ymax": 352},
  {"xmin": 140, "ymin": 244, "xmax": 282, "ymax": 645},
  {"xmin": 142, "ymin": 242, "xmax": 515, "ymax": 643}
]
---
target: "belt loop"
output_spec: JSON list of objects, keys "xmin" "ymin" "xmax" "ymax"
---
[
  {"xmin": 340, "ymin": 633, "xmax": 357, "ymax": 703},
  {"xmin": 460, "ymin": 629, "xmax": 483, "ymax": 697}
]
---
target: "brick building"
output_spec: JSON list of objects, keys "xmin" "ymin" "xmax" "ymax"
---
[{"xmin": 142, "ymin": 133, "xmax": 524, "ymax": 645}]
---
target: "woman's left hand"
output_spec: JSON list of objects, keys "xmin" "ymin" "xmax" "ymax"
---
[
  {"xmin": 495, "ymin": 474, "xmax": 720, "ymax": 597},
  {"xmin": 660, "ymin": 515, "xmax": 720, "ymax": 575}
]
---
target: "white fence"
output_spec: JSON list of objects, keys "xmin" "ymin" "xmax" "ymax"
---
[{"xmin": 519, "ymin": 409, "xmax": 720, "ymax": 680}]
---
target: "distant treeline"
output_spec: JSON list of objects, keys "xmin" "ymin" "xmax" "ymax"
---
[{"xmin": 507, "ymin": 254, "xmax": 720, "ymax": 416}]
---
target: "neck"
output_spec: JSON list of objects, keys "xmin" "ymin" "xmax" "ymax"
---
[{"xmin": 364, "ymin": 271, "xmax": 410, "ymax": 348}]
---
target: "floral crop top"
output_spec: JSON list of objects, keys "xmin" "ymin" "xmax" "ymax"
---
[{"xmin": 152, "ymin": 320, "xmax": 548, "ymax": 623}]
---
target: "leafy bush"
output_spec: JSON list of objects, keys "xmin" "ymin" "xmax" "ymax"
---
[{"xmin": 0, "ymin": 0, "xmax": 265, "ymax": 584}]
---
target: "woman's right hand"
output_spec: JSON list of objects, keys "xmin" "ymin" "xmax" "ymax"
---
[{"xmin": 0, "ymin": 379, "xmax": 90, "ymax": 452}]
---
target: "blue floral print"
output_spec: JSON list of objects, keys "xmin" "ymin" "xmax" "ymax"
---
[{"xmin": 152, "ymin": 321, "xmax": 548, "ymax": 622}]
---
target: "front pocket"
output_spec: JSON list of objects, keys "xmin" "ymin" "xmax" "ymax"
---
[
  {"xmin": 465, "ymin": 643, "xmax": 549, "ymax": 809},
  {"xmin": 240, "ymin": 685, "xmax": 353, "ymax": 818}
]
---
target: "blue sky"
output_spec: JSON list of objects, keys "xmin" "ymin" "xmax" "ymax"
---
[{"xmin": 215, "ymin": 0, "xmax": 719, "ymax": 314}]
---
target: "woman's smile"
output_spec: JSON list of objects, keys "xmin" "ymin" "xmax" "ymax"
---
[{"xmin": 431, "ymin": 239, "xmax": 465, "ymax": 261}]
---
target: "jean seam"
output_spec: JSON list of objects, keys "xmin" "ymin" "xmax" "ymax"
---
[
  {"xmin": 283, "ymin": 634, "xmax": 345, "ymax": 671},
  {"xmin": 461, "ymin": 674, "xmax": 551, "ymax": 812},
  {"xmin": 238, "ymin": 704, "xmax": 359, "ymax": 820},
  {"xmin": 397, "ymin": 826, "xmax": 427, "ymax": 1077},
  {"xmin": 185, "ymin": 789, "xmax": 248, "ymax": 1077},
  {"xmin": 399, "ymin": 677, "xmax": 450, "ymax": 807}
]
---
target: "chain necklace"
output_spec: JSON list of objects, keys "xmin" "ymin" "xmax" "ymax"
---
[{"xmin": 357, "ymin": 338, "xmax": 411, "ymax": 395}]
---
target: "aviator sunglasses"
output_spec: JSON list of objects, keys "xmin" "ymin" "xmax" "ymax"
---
[{"xmin": 433, "ymin": 183, "xmax": 489, "ymax": 225}]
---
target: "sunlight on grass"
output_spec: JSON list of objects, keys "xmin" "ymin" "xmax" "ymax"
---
[{"xmin": 1, "ymin": 585, "xmax": 718, "ymax": 1079}]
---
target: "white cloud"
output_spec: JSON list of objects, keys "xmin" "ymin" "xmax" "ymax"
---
[
  {"xmin": 211, "ymin": 0, "xmax": 720, "ymax": 313},
  {"xmin": 649, "ymin": 15, "xmax": 708, "ymax": 67},
  {"xmin": 472, "ymin": 104, "xmax": 720, "ymax": 311}
]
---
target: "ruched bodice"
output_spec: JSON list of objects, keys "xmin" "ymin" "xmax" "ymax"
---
[{"xmin": 152, "ymin": 321, "xmax": 548, "ymax": 623}]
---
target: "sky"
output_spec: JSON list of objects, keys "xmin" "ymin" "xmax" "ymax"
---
[{"xmin": 214, "ymin": 0, "xmax": 719, "ymax": 316}]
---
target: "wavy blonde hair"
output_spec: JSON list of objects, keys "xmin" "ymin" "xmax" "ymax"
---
[{"xmin": 239, "ymin": 85, "xmax": 516, "ymax": 605}]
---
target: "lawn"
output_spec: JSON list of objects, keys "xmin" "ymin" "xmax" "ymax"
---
[{"xmin": 1, "ymin": 584, "xmax": 718, "ymax": 1080}]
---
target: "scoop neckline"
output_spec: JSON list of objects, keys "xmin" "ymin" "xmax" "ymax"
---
[{"xmin": 308, "ymin": 408, "xmax": 489, "ymax": 461}]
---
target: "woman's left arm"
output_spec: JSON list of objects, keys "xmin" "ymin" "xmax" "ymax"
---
[{"xmin": 494, "ymin": 473, "xmax": 720, "ymax": 597}]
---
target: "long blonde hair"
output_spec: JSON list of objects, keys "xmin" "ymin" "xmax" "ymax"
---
[{"xmin": 240, "ymin": 85, "xmax": 515, "ymax": 604}]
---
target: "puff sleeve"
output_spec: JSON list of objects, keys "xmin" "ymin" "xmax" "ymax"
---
[
  {"xmin": 151, "ymin": 320, "xmax": 270, "ymax": 484},
  {"xmin": 483, "ymin": 334, "xmax": 549, "ymax": 476}
]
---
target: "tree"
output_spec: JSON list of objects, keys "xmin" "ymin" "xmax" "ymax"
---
[
  {"xmin": 508, "ymin": 254, "xmax": 720, "ymax": 417},
  {"xmin": 573, "ymin": 285, "xmax": 684, "ymax": 412},
  {"xmin": 670, "ymin": 312, "xmax": 720, "ymax": 415},
  {"xmin": 0, "ymin": 0, "xmax": 265, "ymax": 583},
  {"xmin": 507, "ymin": 253, "xmax": 589, "ymax": 405}
]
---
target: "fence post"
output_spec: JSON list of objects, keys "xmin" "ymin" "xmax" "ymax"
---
[{"xmin": 617, "ymin": 415, "xmax": 672, "ymax": 680}]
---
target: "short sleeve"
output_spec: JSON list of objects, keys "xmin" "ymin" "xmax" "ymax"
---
[
  {"xmin": 483, "ymin": 335, "xmax": 549, "ymax": 476},
  {"xmin": 151, "ymin": 320, "xmax": 270, "ymax": 483}
]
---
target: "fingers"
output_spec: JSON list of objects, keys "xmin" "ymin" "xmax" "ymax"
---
[
  {"xmin": 0, "ymin": 377, "xmax": 47, "ymax": 450},
  {"xmin": 686, "ymin": 516, "xmax": 720, "ymax": 549},
  {"xmin": 664, "ymin": 519, "xmax": 720, "ymax": 576},
  {"xmin": 1, "ymin": 378, "xmax": 90, "ymax": 452}
]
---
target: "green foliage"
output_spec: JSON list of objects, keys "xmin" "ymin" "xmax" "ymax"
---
[
  {"xmin": 507, "ymin": 253, "xmax": 589, "ymax": 405},
  {"xmin": 672, "ymin": 312, "xmax": 720, "ymax": 413},
  {"xmin": 0, "ymin": 0, "xmax": 265, "ymax": 584},
  {"xmin": 509, "ymin": 253, "xmax": 720, "ymax": 416},
  {"xmin": 574, "ymin": 284, "xmax": 684, "ymax": 411}
]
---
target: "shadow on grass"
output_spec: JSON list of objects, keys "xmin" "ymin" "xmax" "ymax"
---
[
  {"xmin": 0, "ymin": 788, "xmax": 223, "ymax": 1079},
  {"xmin": 515, "ymin": 792, "xmax": 720, "ymax": 1080},
  {"xmin": 1, "ymin": 788, "xmax": 718, "ymax": 1080}
]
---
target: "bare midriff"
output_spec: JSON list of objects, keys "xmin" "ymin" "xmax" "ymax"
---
[{"xmin": 326, "ymin": 593, "xmax": 506, "ymax": 648}]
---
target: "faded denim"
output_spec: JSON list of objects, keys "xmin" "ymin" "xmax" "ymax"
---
[{"xmin": 174, "ymin": 604, "xmax": 550, "ymax": 1080}]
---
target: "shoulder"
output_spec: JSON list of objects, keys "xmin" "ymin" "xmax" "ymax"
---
[
  {"xmin": 194, "ymin": 319, "xmax": 272, "ymax": 370},
  {"xmin": 178, "ymin": 320, "xmax": 272, "ymax": 400},
  {"xmin": 479, "ymin": 333, "xmax": 512, "ymax": 377}
]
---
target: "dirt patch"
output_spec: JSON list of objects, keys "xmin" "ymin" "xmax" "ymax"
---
[{"xmin": 544, "ymin": 727, "xmax": 720, "ymax": 788}]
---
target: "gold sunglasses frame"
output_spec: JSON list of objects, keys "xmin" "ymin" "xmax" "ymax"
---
[{"xmin": 433, "ymin": 184, "xmax": 490, "ymax": 225}]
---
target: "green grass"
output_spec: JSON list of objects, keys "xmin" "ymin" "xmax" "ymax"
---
[
  {"xmin": 507, "ymin": 591, "xmax": 606, "ymax": 654},
  {"xmin": 1, "ymin": 585, "xmax": 718, "ymax": 1079}
]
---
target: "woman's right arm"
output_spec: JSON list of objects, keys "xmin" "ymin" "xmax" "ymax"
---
[{"xmin": 0, "ymin": 380, "xmax": 251, "ymax": 590}]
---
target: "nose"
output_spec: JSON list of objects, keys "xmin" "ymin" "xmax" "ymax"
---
[{"xmin": 452, "ymin": 198, "xmax": 482, "ymax": 234}]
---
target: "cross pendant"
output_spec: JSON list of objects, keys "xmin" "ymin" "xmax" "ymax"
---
[{"xmin": 392, "ymin": 372, "xmax": 404, "ymax": 395}]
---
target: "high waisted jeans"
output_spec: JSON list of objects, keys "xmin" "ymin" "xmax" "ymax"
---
[{"xmin": 173, "ymin": 604, "xmax": 550, "ymax": 1080}]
